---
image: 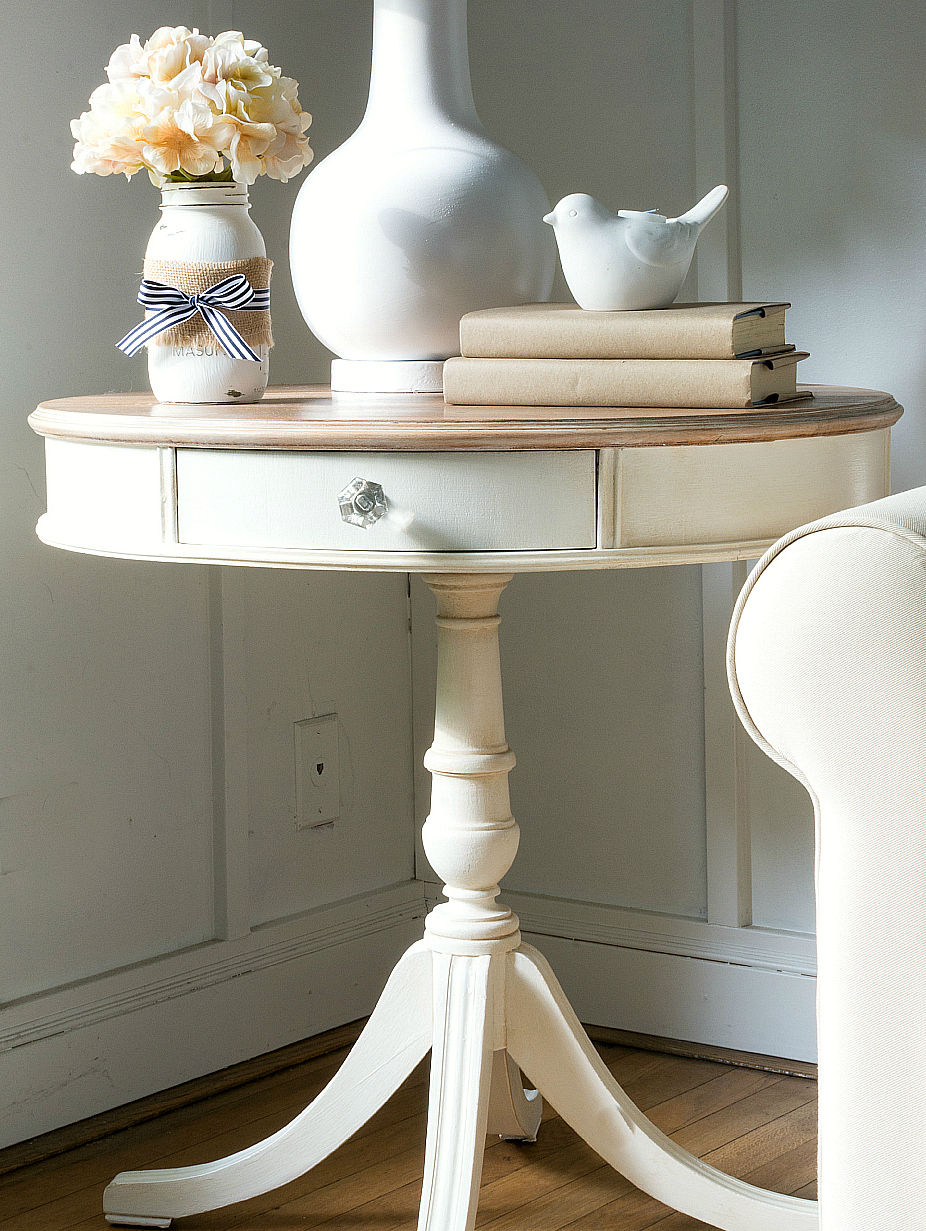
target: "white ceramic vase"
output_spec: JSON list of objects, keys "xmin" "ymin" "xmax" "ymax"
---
[
  {"xmin": 144, "ymin": 183, "xmax": 270, "ymax": 404},
  {"xmin": 289, "ymin": 0, "xmax": 555, "ymax": 393}
]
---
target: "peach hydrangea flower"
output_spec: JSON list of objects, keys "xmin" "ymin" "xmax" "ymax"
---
[
  {"xmin": 142, "ymin": 98, "xmax": 236, "ymax": 179},
  {"xmin": 71, "ymin": 26, "xmax": 312, "ymax": 185}
]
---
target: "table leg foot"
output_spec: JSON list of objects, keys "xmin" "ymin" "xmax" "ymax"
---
[
  {"xmin": 486, "ymin": 1050, "xmax": 541, "ymax": 1142},
  {"xmin": 506, "ymin": 943, "xmax": 819, "ymax": 1231},
  {"xmin": 103, "ymin": 941, "xmax": 434, "ymax": 1227},
  {"xmin": 103, "ymin": 1218, "xmax": 171, "ymax": 1228}
]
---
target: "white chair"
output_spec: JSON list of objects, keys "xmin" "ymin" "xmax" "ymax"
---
[{"xmin": 727, "ymin": 486, "xmax": 926, "ymax": 1231}]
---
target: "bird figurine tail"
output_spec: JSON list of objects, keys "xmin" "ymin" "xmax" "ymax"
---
[{"xmin": 674, "ymin": 184, "xmax": 729, "ymax": 229}]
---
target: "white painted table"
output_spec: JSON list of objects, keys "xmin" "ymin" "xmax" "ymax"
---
[{"xmin": 29, "ymin": 385, "xmax": 901, "ymax": 1231}]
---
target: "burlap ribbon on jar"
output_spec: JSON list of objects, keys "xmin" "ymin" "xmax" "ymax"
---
[{"xmin": 141, "ymin": 257, "xmax": 273, "ymax": 351}]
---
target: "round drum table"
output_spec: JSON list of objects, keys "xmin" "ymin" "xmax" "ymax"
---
[{"xmin": 29, "ymin": 385, "xmax": 901, "ymax": 1231}]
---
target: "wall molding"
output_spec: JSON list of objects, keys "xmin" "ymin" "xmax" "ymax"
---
[
  {"xmin": 424, "ymin": 881, "xmax": 815, "ymax": 977},
  {"xmin": 1, "ymin": 880, "xmax": 426, "ymax": 1147},
  {"xmin": 703, "ymin": 559, "xmax": 754, "ymax": 928},
  {"xmin": 536, "ymin": 931, "xmax": 816, "ymax": 1063},
  {"xmin": 422, "ymin": 880, "xmax": 818, "ymax": 1057},
  {"xmin": 1, "ymin": 880, "xmax": 426, "ymax": 1055},
  {"xmin": 691, "ymin": 0, "xmax": 742, "ymax": 302}
]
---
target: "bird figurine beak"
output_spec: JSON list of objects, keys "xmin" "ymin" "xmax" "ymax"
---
[{"xmin": 542, "ymin": 211, "xmax": 554, "ymax": 225}]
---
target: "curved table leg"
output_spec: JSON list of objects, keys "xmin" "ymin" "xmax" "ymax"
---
[
  {"xmin": 486, "ymin": 1051, "xmax": 542, "ymax": 1142},
  {"xmin": 506, "ymin": 943, "xmax": 819, "ymax": 1231},
  {"xmin": 417, "ymin": 951, "xmax": 496, "ymax": 1231},
  {"xmin": 103, "ymin": 941, "xmax": 434, "ymax": 1227},
  {"xmin": 105, "ymin": 570, "xmax": 819, "ymax": 1231}
]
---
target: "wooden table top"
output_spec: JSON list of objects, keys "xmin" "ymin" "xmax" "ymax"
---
[{"xmin": 29, "ymin": 385, "xmax": 902, "ymax": 452}]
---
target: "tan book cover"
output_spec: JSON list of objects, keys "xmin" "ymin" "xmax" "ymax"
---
[
  {"xmin": 459, "ymin": 302, "xmax": 792, "ymax": 360},
  {"xmin": 442, "ymin": 352, "xmax": 810, "ymax": 410}
]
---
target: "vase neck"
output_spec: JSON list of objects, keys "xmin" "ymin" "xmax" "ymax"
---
[
  {"xmin": 363, "ymin": 0, "xmax": 482, "ymax": 130},
  {"xmin": 160, "ymin": 183, "xmax": 249, "ymax": 207}
]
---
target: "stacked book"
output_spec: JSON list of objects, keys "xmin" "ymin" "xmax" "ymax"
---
[{"xmin": 442, "ymin": 302, "xmax": 810, "ymax": 410}]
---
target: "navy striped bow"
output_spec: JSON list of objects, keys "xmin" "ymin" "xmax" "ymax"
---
[{"xmin": 117, "ymin": 275, "xmax": 270, "ymax": 361}]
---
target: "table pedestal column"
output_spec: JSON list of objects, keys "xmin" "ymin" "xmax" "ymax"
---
[
  {"xmin": 415, "ymin": 574, "xmax": 540, "ymax": 1231},
  {"xmin": 103, "ymin": 573, "xmax": 817, "ymax": 1231}
]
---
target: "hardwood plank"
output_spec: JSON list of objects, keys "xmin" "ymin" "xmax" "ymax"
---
[
  {"xmin": 154, "ymin": 1051, "xmax": 716, "ymax": 1231},
  {"xmin": 188, "ymin": 1099, "xmax": 579, "ymax": 1230},
  {"xmin": 625, "ymin": 1109, "xmax": 819, "ymax": 1230},
  {"xmin": 670, "ymin": 1076, "xmax": 816, "ymax": 1156},
  {"xmin": 545, "ymin": 1181, "xmax": 672, "ymax": 1231},
  {"xmin": 28, "ymin": 1054, "xmax": 603, "ymax": 1231},
  {"xmin": 479, "ymin": 1141, "xmax": 614, "ymax": 1221},
  {"xmin": 479, "ymin": 1161, "xmax": 629, "ymax": 1231},
  {"xmin": 639, "ymin": 1212, "xmax": 714, "ymax": 1230},
  {"xmin": 585, "ymin": 1096, "xmax": 819, "ymax": 1231},
  {"xmin": 14, "ymin": 1105, "xmax": 429, "ymax": 1231},
  {"xmin": 287, "ymin": 1138, "xmax": 606, "ymax": 1231},
  {"xmin": 121, "ymin": 1107, "xmax": 427, "ymax": 1231},
  {"xmin": 601, "ymin": 1046, "xmax": 682, "ymax": 1089},
  {"xmin": 699, "ymin": 1099, "xmax": 817, "ymax": 1174},
  {"xmin": 179, "ymin": 1051, "xmax": 625, "ymax": 1231},
  {"xmin": 534, "ymin": 1068, "xmax": 816, "ymax": 1231},
  {"xmin": 305, "ymin": 1174, "xmax": 422, "ymax": 1231},
  {"xmin": 617, "ymin": 1054, "xmax": 740, "ymax": 1112},
  {"xmin": 286, "ymin": 1125, "xmax": 610, "ymax": 1231},
  {"xmin": 645, "ymin": 1067, "xmax": 783, "ymax": 1135},
  {"xmin": 479, "ymin": 1124, "xmax": 588, "ymax": 1186},
  {"xmin": 793, "ymin": 1178, "xmax": 818, "ymax": 1201},
  {"xmin": 741, "ymin": 1138, "xmax": 818, "ymax": 1196}
]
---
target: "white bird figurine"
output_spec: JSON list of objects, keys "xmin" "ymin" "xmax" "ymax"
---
[{"xmin": 543, "ymin": 184, "xmax": 729, "ymax": 310}]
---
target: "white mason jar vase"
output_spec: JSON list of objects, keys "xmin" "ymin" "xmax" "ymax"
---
[
  {"xmin": 289, "ymin": 0, "xmax": 555, "ymax": 393},
  {"xmin": 144, "ymin": 182, "xmax": 270, "ymax": 404}
]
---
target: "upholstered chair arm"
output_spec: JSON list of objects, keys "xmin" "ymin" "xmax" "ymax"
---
[{"xmin": 727, "ymin": 486, "xmax": 926, "ymax": 1231}]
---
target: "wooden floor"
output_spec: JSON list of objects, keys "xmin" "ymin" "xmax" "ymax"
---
[{"xmin": 0, "ymin": 1041, "xmax": 817, "ymax": 1231}]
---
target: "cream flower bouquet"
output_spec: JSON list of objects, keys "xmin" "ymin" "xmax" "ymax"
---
[
  {"xmin": 70, "ymin": 26, "xmax": 313, "ymax": 185},
  {"xmin": 70, "ymin": 27, "xmax": 314, "ymax": 402}
]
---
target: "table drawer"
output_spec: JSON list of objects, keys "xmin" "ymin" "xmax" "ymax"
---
[
  {"xmin": 176, "ymin": 450, "xmax": 597, "ymax": 552},
  {"xmin": 604, "ymin": 431, "xmax": 892, "ymax": 549}
]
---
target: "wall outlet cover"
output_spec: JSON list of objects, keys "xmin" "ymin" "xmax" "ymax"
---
[{"xmin": 295, "ymin": 714, "xmax": 340, "ymax": 829}]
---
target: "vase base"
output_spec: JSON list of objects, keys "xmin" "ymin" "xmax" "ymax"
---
[{"xmin": 331, "ymin": 359, "xmax": 445, "ymax": 394}]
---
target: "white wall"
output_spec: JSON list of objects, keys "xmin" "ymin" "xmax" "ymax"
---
[
  {"xmin": 736, "ymin": 0, "xmax": 926, "ymax": 493},
  {"xmin": 4, "ymin": 0, "xmax": 923, "ymax": 1147},
  {"xmin": 414, "ymin": 0, "xmax": 822, "ymax": 1056},
  {"xmin": 465, "ymin": 0, "xmax": 709, "ymax": 925},
  {"xmin": 417, "ymin": 0, "xmax": 924, "ymax": 1058},
  {"xmin": 733, "ymin": 0, "xmax": 926, "ymax": 931},
  {"xmin": 1, "ymin": 0, "xmax": 419, "ymax": 1148}
]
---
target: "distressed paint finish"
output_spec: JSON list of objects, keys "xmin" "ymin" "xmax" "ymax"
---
[{"xmin": 104, "ymin": 571, "xmax": 818, "ymax": 1231}]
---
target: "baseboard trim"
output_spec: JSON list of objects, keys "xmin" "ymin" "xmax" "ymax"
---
[
  {"xmin": 1, "ymin": 881, "xmax": 427, "ymax": 1054},
  {"xmin": 0, "ymin": 882, "xmax": 817, "ymax": 1162},
  {"xmin": 583, "ymin": 1024, "xmax": 817, "ymax": 1080},
  {"xmin": 0, "ymin": 1016, "xmax": 814, "ymax": 1180},
  {"xmin": 0, "ymin": 1018, "xmax": 367, "ymax": 1178},
  {"xmin": 0, "ymin": 882, "xmax": 427, "ymax": 1151},
  {"xmin": 422, "ymin": 883, "xmax": 816, "ymax": 976}
]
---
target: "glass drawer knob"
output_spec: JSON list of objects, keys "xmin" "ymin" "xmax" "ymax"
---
[{"xmin": 338, "ymin": 477, "xmax": 388, "ymax": 528}]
